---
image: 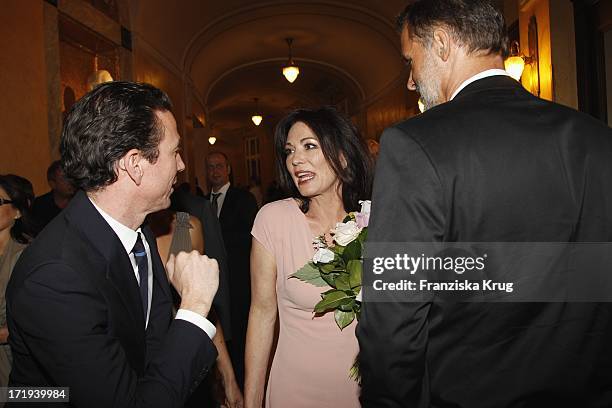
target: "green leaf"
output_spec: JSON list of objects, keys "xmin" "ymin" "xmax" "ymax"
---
[
  {"xmin": 342, "ymin": 214, "xmax": 354, "ymax": 223},
  {"xmin": 342, "ymin": 239, "xmax": 362, "ymax": 263},
  {"xmin": 349, "ymin": 357, "xmax": 361, "ymax": 384},
  {"xmin": 332, "ymin": 244, "xmax": 345, "ymax": 256},
  {"xmin": 358, "ymin": 228, "xmax": 368, "ymax": 245},
  {"xmin": 320, "ymin": 271, "xmax": 339, "ymax": 287},
  {"xmin": 321, "ymin": 262, "xmax": 338, "ymax": 274},
  {"xmin": 338, "ymin": 300, "xmax": 356, "ymax": 312},
  {"xmin": 314, "ymin": 290, "xmax": 352, "ymax": 313},
  {"xmin": 335, "ymin": 274, "xmax": 351, "ymax": 291},
  {"xmin": 289, "ymin": 263, "xmax": 328, "ymax": 287},
  {"xmin": 348, "ymin": 260, "xmax": 362, "ymax": 289},
  {"xmin": 334, "ymin": 309, "xmax": 355, "ymax": 330}
]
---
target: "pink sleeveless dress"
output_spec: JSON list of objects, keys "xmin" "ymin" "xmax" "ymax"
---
[{"xmin": 251, "ymin": 198, "xmax": 360, "ymax": 408}]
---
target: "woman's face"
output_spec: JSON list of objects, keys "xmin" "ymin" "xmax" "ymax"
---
[
  {"xmin": 284, "ymin": 122, "xmax": 340, "ymax": 199},
  {"xmin": 0, "ymin": 186, "xmax": 19, "ymax": 234}
]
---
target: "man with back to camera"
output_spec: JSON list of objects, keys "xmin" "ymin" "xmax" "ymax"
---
[
  {"xmin": 7, "ymin": 81, "xmax": 220, "ymax": 407},
  {"xmin": 358, "ymin": 1, "xmax": 612, "ymax": 407}
]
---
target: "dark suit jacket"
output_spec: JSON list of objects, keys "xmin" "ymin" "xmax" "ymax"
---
[
  {"xmin": 206, "ymin": 186, "xmax": 257, "ymax": 386},
  {"xmin": 7, "ymin": 191, "xmax": 217, "ymax": 408},
  {"xmin": 209, "ymin": 187, "xmax": 257, "ymax": 322},
  {"xmin": 358, "ymin": 76, "xmax": 612, "ymax": 408},
  {"xmin": 170, "ymin": 190, "xmax": 232, "ymax": 339}
]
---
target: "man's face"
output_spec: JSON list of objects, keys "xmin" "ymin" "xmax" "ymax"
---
[
  {"xmin": 139, "ymin": 110, "xmax": 185, "ymax": 213},
  {"xmin": 50, "ymin": 169, "xmax": 76, "ymax": 198},
  {"xmin": 401, "ymin": 24, "xmax": 444, "ymax": 110},
  {"xmin": 206, "ymin": 153, "xmax": 230, "ymax": 190}
]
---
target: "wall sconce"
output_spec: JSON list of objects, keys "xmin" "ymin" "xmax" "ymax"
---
[
  {"xmin": 504, "ymin": 41, "xmax": 534, "ymax": 81},
  {"xmin": 504, "ymin": 16, "xmax": 540, "ymax": 96},
  {"xmin": 417, "ymin": 98, "xmax": 425, "ymax": 113},
  {"xmin": 282, "ymin": 38, "xmax": 300, "ymax": 83},
  {"xmin": 87, "ymin": 55, "xmax": 113, "ymax": 91},
  {"xmin": 251, "ymin": 97, "xmax": 263, "ymax": 126}
]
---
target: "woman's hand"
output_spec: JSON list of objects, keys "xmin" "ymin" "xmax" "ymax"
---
[{"xmin": 222, "ymin": 378, "xmax": 244, "ymax": 408}]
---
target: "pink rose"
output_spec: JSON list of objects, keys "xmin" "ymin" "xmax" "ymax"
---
[{"xmin": 355, "ymin": 211, "xmax": 369, "ymax": 228}]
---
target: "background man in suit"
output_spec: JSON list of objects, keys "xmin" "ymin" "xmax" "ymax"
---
[
  {"xmin": 358, "ymin": 1, "xmax": 612, "ymax": 407},
  {"xmin": 205, "ymin": 152, "xmax": 258, "ymax": 389},
  {"xmin": 7, "ymin": 81, "xmax": 220, "ymax": 407},
  {"xmin": 31, "ymin": 160, "xmax": 76, "ymax": 231}
]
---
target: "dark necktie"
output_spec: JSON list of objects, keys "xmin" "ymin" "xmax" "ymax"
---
[
  {"xmin": 211, "ymin": 192, "xmax": 221, "ymax": 218},
  {"xmin": 132, "ymin": 234, "xmax": 148, "ymax": 320}
]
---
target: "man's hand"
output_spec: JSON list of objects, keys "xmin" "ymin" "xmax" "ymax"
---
[{"xmin": 166, "ymin": 251, "xmax": 219, "ymax": 317}]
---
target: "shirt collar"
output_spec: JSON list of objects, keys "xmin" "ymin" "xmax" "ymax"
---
[
  {"xmin": 213, "ymin": 182, "xmax": 230, "ymax": 196},
  {"xmin": 88, "ymin": 197, "xmax": 141, "ymax": 255},
  {"xmin": 449, "ymin": 69, "xmax": 511, "ymax": 101}
]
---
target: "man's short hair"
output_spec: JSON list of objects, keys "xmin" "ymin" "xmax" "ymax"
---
[
  {"xmin": 60, "ymin": 81, "xmax": 173, "ymax": 191},
  {"xmin": 397, "ymin": 0, "xmax": 509, "ymax": 58},
  {"xmin": 46, "ymin": 160, "xmax": 62, "ymax": 182},
  {"xmin": 206, "ymin": 151, "xmax": 231, "ymax": 172},
  {"xmin": 206, "ymin": 151, "xmax": 230, "ymax": 165}
]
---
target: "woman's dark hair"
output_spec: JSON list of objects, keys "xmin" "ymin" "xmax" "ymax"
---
[
  {"xmin": 60, "ymin": 81, "xmax": 173, "ymax": 191},
  {"xmin": 397, "ymin": 0, "xmax": 509, "ymax": 58},
  {"xmin": 274, "ymin": 106, "xmax": 373, "ymax": 213},
  {"xmin": 0, "ymin": 174, "xmax": 36, "ymax": 243}
]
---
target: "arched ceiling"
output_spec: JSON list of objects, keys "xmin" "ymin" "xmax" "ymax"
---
[
  {"xmin": 130, "ymin": 0, "xmax": 411, "ymax": 134},
  {"xmin": 207, "ymin": 60, "xmax": 364, "ymax": 131}
]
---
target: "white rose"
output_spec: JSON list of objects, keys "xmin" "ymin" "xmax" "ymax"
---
[
  {"xmin": 359, "ymin": 200, "xmax": 371, "ymax": 215},
  {"xmin": 313, "ymin": 248, "xmax": 335, "ymax": 264},
  {"xmin": 333, "ymin": 221, "xmax": 362, "ymax": 246}
]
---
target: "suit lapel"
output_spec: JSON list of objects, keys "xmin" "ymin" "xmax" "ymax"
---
[
  {"xmin": 219, "ymin": 187, "xmax": 234, "ymax": 222},
  {"xmin": 105, "ymin": 246, "xmax": 146, "ymax": 330},
  {"xmin": 66, "ymin": 192, "xmax": 145, "ymax": 330}
]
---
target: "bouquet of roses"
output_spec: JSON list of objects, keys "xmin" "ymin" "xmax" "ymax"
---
[{"xmin": 290, "ymin": 200, "xmax": 371, "ymax": 330}]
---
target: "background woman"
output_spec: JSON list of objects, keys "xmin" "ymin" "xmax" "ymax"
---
[
  {"xmin": 0, "ymin": 174, "xmax": 35, "ymax": 390},
  {"xmin": 244, "ymin": 106, "xmax": 373, "ymax": 407},
  {"xmin": 148, "ymin": 209, "xmax": 243, "ymax": 408}
]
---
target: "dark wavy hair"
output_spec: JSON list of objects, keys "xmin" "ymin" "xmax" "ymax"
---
[
  {"xmin": 274, "ymin": 106, "xmax": 373, "ymax": 213},
  {"xmin": 397, "ymin": 0, "xmax": 509, "ymax": 58},
  {"xmin": 0, "ymin": 174, "xmax": 36, "ymax": 243},
  {"xmin": 60, "ymin": 81, "xmax": 173, "ymax": 191}
]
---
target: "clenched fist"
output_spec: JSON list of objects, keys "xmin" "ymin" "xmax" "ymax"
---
[{"xmin": 166, "ymin": 251, "xmax": 219, "ymax": 317}]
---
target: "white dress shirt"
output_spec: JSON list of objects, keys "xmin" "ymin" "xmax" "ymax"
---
[
  {"xmin": 89, "ymin": 198, "xmax": 216, "ymax": 338},
  {"xmin": 450, "ymin": 69, "xmax": 512, "ymax": 101},
  {"xmin": 210, "ymin": 181, "xmax": 230, "ymax": 217}
]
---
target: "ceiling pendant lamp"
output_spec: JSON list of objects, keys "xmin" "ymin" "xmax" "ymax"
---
[
  {"xmin": 208, "ymin": 123, "xmax": 217, "ymax": 145},
  {"xmin": 282, "ymin": 38, "xmax": 300, "ymax": 83},
  {"xmin": 251, "ymin": 98, "xmax": 263, "ymax": 126}
]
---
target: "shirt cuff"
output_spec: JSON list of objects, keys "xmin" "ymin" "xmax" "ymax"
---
[{"xmin": 175, "ymin": 309, "xmax": 217, "ymax": 339}]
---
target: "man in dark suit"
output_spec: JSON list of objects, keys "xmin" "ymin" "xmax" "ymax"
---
[
  {"xmin": 31, "ymin": 160, "xmax": 76, "ymax": 231},
  {"xmin": 358, "ymin": 1, "xmax": 612, "ymax": 407},
  {"xmin": 7, "ymin": 82, "xmax": 220, "ymax": 407},
  {"xmin": 205, "ymin": 152, "xmax": 258, "ymax": 388}
]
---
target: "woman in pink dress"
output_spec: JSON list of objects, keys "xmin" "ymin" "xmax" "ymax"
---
[{"xmin": 245, "ymin": 106, "xmax": 374, "ymax": 407}]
